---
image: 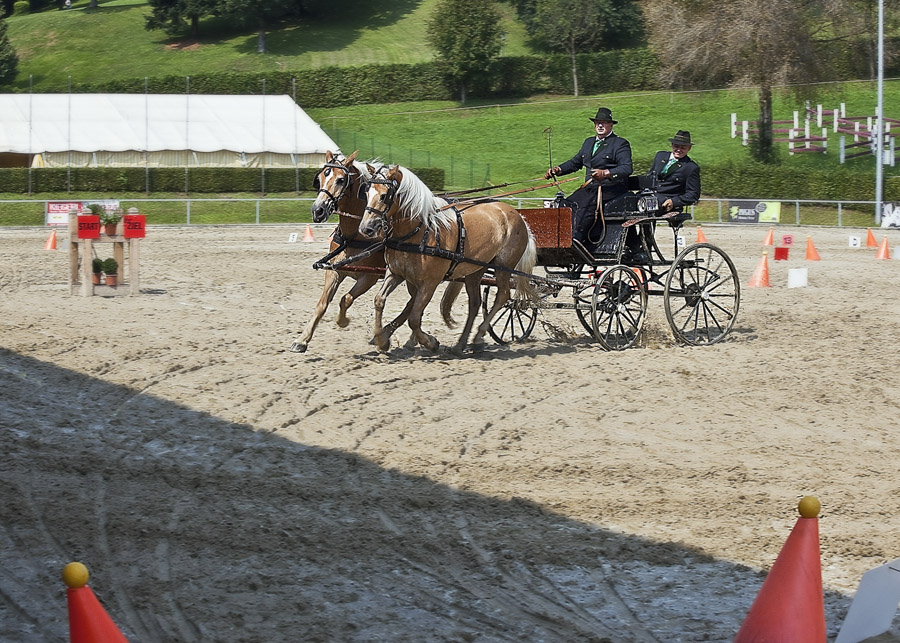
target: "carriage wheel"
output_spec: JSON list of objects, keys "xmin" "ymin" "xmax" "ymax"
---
[
  {"xmin": 590, "ymin": 265, "xmax": 648, "ymax": 351},
  {"xmin": 573, "ymin": 277, "xmax": 597, "ymax": 337},
  {"xmin": 663, "ymin": 243, "xmax": 740, "ymax": 346},
  {"xmin": 482, "ymin": 286, "xmax": 538, "ymax": 344}
]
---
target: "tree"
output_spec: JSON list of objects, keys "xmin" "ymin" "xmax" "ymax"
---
[
  {"xmin": 514, "ymin": 0, "xmax": 644, "ymax": 50},
  {"xmin": 0, "ymin": 12, "xmax": 18, "ymax": 87},
  {"xmin": 145, "ymin": 0, "xmax": 219, "ymax": 38},
  {"xmin": 425, "ymin": 0, "xmax": 503, "ymax": 104},
  {"xmin": 219, "ymin": 0, "xmax": 298, "ymax": 53},
  {"xmin": 641, "ymin": 0, "xmax": 871, "ymax": 163},
  {"xmin": 530, "ymin": 0, "xmax": 608, "ymax": 97}
]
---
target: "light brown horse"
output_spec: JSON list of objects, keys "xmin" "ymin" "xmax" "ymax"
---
[
  {"xmin": 289, "ymin": 151, "xmax": 389, "ymax": 353},
  {"xmin": 290, "ymin": 151, "xmax": 451, "ymax": 353},
  {"xmin": 359, "ymin": 164, "xmax": 539, "ymax": 355}
]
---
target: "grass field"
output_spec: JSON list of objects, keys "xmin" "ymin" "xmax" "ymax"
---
[{"xmin": 4, "ymin": 0, "xmax": 530, "ymax": 91}]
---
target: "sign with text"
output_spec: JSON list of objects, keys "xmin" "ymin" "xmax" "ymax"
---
[
  {"xmin": 46, "ymin": 201, "xmax": 82, "ymax": 227},
  {"xmin": 727, "ymin": 200, "xmax": 781, "ymax": 224},
  {"xmin": 123, "ymin": 214, "xmax": 146, "ymax": 238},
  {"xmin": 77, "ymin": 215, "xmax": 100, "ymax": 239},
  {"xmin": 781, "ymin": 234, "xmax": 794, "ymax": 246}
]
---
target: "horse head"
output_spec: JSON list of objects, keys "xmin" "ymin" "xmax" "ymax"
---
[
  {"xmin": 359, "ymin": 164, "xmax": 402, "ymax": 239},
  {"xmin": 310, "ymin": 150, "xmax": 360, "ymax": 223}
]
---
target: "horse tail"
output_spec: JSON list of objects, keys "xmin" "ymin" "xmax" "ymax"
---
[
  {"xmin": 440, "ymin": 281, "xmax": 463, "ymax": 328},
  {"xmin": 513, "ymin": 229, "xmax": 540, "ymax": 304}
]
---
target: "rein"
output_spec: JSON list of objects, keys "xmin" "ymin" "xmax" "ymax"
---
[{"xmin": 436, "ymin": 176, "xmax": 580, "ymax": 211}]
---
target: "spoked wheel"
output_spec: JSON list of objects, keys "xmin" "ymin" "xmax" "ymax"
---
[
  {"xmin": 573, "ymin": 276, "xmax": 597, "ymax": 336},
  {"xmin": 591, "ymin": 265, "xmax": 648, "ymax": 350},
  {"xmin": 482, "ymin": 285, "xmax": 538, "ymax": 344},
  {"xmin": 664, "ymin": 243, "xmax": 740, "ymax": 345}
]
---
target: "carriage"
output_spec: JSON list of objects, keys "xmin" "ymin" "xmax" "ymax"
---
[
  {"xmin": 481, "ymin": 177, "xmax": 741, "ymax": 350},
  {"xmin": 295, "ymin": 153, "xmax": 740, "ymax": 354}
]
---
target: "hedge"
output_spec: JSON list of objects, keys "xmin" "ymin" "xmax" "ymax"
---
[
  {"xmin": 70, "ymin": 49, "xmax": 659, "ymax": 107},
  {"xmin": 0, "ymin": 166, "xmax": 446, "ymax": 194}
]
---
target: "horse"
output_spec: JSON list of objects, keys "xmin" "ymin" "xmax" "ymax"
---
[
  {"xmin": 289, "ymin": 151, "xmax": 451, "ymax": 353},
  {"xmin": 289, "ymin": 151, "xmax": 389, "ymax": 353},
  {"xmin": 358, "ymin": 164, "xmax": 539, "ymax": 355}
]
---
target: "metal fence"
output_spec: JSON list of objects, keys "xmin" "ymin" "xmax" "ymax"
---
[{"xmin": 0, "ymin": 196, "xmax": 883, "ymax": 228}]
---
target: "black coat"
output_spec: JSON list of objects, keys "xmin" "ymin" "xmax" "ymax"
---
[
  {"xmin": 557, "ymin": 133, "xmax": 633, "ymax": 202},
  {"xmin": 648, "ymin": 151, "xmax": 700, "ymax": 210}
]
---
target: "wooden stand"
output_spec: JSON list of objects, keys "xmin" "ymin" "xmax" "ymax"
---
[{"xmin": 68, "ymin": 216, "xmax": 140, "ymax": 297}]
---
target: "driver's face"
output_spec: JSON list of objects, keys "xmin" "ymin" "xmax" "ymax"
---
[
  {"xmin": 672, "ymin": 144, "xmax": 691, "ymax": 159},
  {"xmin": 594, "ymin": 120, "xmax": 614, "ymax": 137}
]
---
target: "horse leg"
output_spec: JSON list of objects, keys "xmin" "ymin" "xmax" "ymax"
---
[
  {"xmin": 379, "ymin": 284, "xmax": 418, "ymax": 348},
  {"xmin": 451, "ymin": 272, "xmax": 484, "ymax": 356},
  {"xmin": 335, "ymin": 273, "xmax": 380, "ymax": 328},
  {"xmin": 290, "ymin": 270, "xmax": 346, "ymax": 353},
  {"xmin": 372, "ymin": 271, "xmax": 405, "ymax": 352},
  {"xmin": 473, "ymin": 273, "xmax": 512, "ymax": 352},
  {"xmin": 407, "ymin": 282, "xmax": 442, "ymax": 352}
]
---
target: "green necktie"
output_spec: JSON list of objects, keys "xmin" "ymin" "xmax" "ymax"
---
[
  {"xmin": 592, "ymin": 138, "xmax": 603, "ymax": 155},
  {"xmin": 661, "ymin": 158, "xmax": 676, "ymax": 177}
]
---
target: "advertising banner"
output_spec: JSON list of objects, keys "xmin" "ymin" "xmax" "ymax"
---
[
  {"xmin": 727, "ymin": 200, "xmax": 781, "ymax": 224},
  {"xmin": 46, "ymin": 201, "xmax": 82, "ymax": 226}
]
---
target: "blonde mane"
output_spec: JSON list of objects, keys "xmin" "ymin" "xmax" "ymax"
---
[{"xmin": 394, "ymin": 166, "xmax": 453, "ymax": 232}]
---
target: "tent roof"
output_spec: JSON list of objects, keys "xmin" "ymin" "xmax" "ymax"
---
[{"xmin": 0, "ymin": 94, "xmax": 339, "ymax": 155}]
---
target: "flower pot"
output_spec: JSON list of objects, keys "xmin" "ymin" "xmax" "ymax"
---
[
  {"xmin": 92, "ymin": 273, "xmax": 101, "ymax": 285},
  {"xmin": 104, "ymin": 274, "xmax": 118, "ymax": 287},
  {"xmin": 104, "ymin": 223, "xmax": 118, "ymax": 236}
]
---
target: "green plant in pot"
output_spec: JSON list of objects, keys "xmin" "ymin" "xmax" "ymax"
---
[
  {"xmin": 87, "ymin": 203, "xmax": 104, "ymax": 216},
  {"xmin": 91, "ymin": 257, "xmax": 103, "ymax": 285},
  {"xmin": 99, "ymin": 209, "xmax": 122, "ymax": 236},
  {"xmin": 101, "ymin": 257, "xmax": 119, "ymax": 287}
]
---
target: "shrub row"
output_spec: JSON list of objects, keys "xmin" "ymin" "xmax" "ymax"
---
[
  {"xmin": 0, "ymin": 166, "xmax": 446, "ymax": 193},
  {"xmin": 75, "ymin": 50, "xmax": 659, "ymax": 107}
]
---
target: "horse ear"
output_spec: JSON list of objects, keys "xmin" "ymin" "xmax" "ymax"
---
[
  {"xmin": 388, "ymin": 165, "xmax": 401, "ymax": 180},
  {"xmin": 366, "ymin": 163, "xmax": 375, "ymax": 174},
  {"xmin": 346, "ymin": 150, "xmax": 358, "ymax": 165},
  {"xmin": 325, "ymin": 150, "xmax": 334, "ymax": 162}
]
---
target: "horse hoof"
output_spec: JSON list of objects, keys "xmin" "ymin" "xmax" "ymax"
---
[
  {"xmin": 335, "ymin": 316, "xmax": 350, "ymax": 328},
  {"xmin": 289, "ymin": 342, "xmax": 308, "ymax": 353},
  {"xmin": 450, "ymin": 345, "xmax": 466, "ymax": 357}
]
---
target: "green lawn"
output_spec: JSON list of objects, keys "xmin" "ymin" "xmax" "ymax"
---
[{"xmin": 5, "ymin": 0, "xmax": 531, "ymax": 91}]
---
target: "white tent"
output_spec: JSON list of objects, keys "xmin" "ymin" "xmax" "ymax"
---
[{"xmin": 0, "ymin": 93, "xmax": 340, "ymax": 168}]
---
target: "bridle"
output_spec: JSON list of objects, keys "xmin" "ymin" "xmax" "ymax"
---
[
  {"xmin": 361, "ymin": 171, "xmax": 400, "ymax": 236},
  {"xmin": 313, "ymin": 159, "xmax": 357, "ymax": 216}
]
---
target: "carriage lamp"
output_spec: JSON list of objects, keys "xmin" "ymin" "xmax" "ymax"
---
[{"xmin": 637, "ymin": 194, "xmax": 659, "ymax": 213}]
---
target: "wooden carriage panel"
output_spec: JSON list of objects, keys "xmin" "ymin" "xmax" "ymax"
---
[{"xmin": 517, "ymin": 208, "xmax": 573, "ymax": 249}]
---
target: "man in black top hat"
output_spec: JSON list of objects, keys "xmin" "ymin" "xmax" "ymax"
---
[
  {"xmin": 647, "ymin": 130, "xmax": 700, "ymax": 213},
  {"xmin": 544, "ymin": 106, "xmax": 633, "ymax": 246}
]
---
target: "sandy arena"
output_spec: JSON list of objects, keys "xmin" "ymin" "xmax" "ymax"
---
[{"xmin": 2, "ymin": 222, "xmax": 900, "ymax": 642}]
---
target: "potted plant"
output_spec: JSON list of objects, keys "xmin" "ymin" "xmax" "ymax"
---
[
  {"xmin": 101, "ymin": 257, "xmax": 118, "ymax": 287},
  {"xmin": 91, "ymin": 257, "xmax": 103, "ymax": 285},
  {"xmin": 99, "ymin": 209, "xmax": 122, "ymax": 236}
]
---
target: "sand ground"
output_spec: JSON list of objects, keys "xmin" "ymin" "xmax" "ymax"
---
[{"xmin": 2, "ymin": 222, "xmax": 900, "ymax": 642}]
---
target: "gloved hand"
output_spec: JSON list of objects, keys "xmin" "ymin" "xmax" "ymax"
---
[{"xmin": 544, "ymin": 166, "xmax": 561, "ymax": 180}]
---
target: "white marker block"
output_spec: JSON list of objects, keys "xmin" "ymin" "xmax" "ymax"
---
[
  {"xmin": 677, "ymin": 235, "xmax": 686, "ymax": 247},
  {"xmin": 849, "ymin": 235, "xmax": 861, "ymax": 248},
  {"xmin": 787, "ymin": 268, "xmax": 808, "ymax": 288},
  {"xmin": 288, "ymin": 232, "xmax": 299, "ymax": 243}
]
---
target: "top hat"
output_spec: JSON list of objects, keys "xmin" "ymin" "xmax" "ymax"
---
[
  {"xmin": 669, "ymin": 130, "xmax": 694, "ymax": 146},
  {"xmin": 589, "ymin": 107, "xmax": 617, "ymax": 124}
]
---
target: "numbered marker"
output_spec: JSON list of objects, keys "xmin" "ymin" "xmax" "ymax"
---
[
  {"xmin": 781, "ymin": 234, "xmax": 794, "ymax": 246},
  {"xmin": 677, "ymin": 235, "xmax": 686, "ymax": 247},
  {"xmin": 849, "ymin": 236, "xmax": 861, "ymax": 248},
  {"xmin": 288, "ymin": 232, "xmax": 298, "ymax": 243}
]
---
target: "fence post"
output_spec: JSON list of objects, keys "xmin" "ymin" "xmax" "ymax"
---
[
  {"xmin": 186, "ymin": 199, "xmax": 191, "ymax": 225},
  {"xmin": 795, "ymin": 200, "xmax": 800, "ymax": 225},
  {"xmin": 718, "ymin": 199, "xmax": 723, "ymax": 223},
  {"xmin": 255, "ymin": 199, "xmax": 260, "ymax": 224},
  {"xmin": 837, "ymin": 202, "xmax": 842, "ymax": 227}
]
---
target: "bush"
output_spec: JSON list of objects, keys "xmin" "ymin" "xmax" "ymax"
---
[{"xmin": 12, "ymin": 0, "xmax": 27, "ymax": 14}]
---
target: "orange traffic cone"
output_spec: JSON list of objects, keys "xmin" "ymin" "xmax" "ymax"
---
[
  {"xmin": 44, "ymin": 229, "xmax": 57, "ymax": 250},
  {"xmin": 746, "ymin": 252, "xmax": 771, "ymax": 288},
  {"xmin": 762, "ymin": 227, "xmax": 774, "ymax": 246},
  {"xmin": 866, "ymin": 228, "xmax": 878, "ymax": 247},
  {"xmin": 875, "ymin": 236, "xmax": 891, "ymax": 260},
  {"xmin": 63, "ymin": 563, "xmax": 129, "ymax": 643},
  {"xmin": 303, "ymin": 224, "xmax": 315, "ymax": 242},
  {"xmin": 734, "ymin": 497, "xmax": 826, "ymax": 642},
  {"xmin": 805, "ymin": 237, "xmax": 821, "ymax": 261},
  {"xmin": 696, "ymin": 226, "xmax": 708, "ymax": 243}
]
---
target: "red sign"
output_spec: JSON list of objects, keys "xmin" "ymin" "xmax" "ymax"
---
[
  {"xmin": 781, "ymin": 234, "xmax": 794, "ymax": 246},
  {"xmin": 77, "ymin": 216, "xmax": 100, "ymax": 239},
  {"xmin": 123, "ymin": 214, "xmax": 146, "ymax": 238}
]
